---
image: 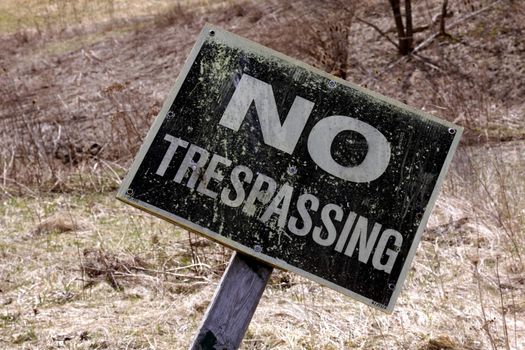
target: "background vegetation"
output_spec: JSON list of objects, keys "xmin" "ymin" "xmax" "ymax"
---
[{"xmin": 0, "ymin": 0, "xmax": 523, "ymax": 349}]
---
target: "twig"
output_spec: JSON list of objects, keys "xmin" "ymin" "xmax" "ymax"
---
[
  {"xmin": 168, "ymin": 263, "xmax": 212, "ymax": 271},
  {"xmin": 361, "ymin": 0, "xmax": 503, "ymax": 86},
  {"xmin": 496, "ymin": 258, "xmax": 511, "ymax": 350},
  {"xmin": 127, "ymin": 266, "xmax": 210, "ymax": 280},
  {"xmin": 439, "ymin": 0, "xmax": 449, "ymax": 35},
  {"xmin": 412, "ymin": 0, "xmax": 503, "ymax": 55},
  {"xmin": 367, "ymin": 306, "xmax": 388, "ymax": 347},
  {"xmin": 411, "ymin": 52, "xmax": 444, "ymax": 72},
  {"xmin": 99, "ymin": 158, "xmax": 122, "ymax": 184},
  {"xmin": 475, "ymin": 229, "xmax": 498, "ymax": 350},
  {"xmin": 507, "ymin": 277, "xmax": 518, "ymax": 349},
  {"xmin": 0, "ymin": 176, "xmax": 38, "ymax": 196},
  {"xmin": 2, "ymin": 146, "xmax": 15, "ymax": 188},
  {"xmin": 355, "ymin": 16, "xmax": 399, "ymax": 50}
]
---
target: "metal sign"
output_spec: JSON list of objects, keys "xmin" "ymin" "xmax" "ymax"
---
[{"xmin": 117, "ymin": 25, "xmax": 462, "ymax": 312}]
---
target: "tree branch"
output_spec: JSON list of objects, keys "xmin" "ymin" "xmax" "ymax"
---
[
  {"xmin": 355, "ymin": 16, "xmax": 399, "ymax": 50},
  {"xmin": 413, "ymin": 0, "xmax": 503, "ymax": 54},
  {"xmin": 404, "ymin": 0, "xmax": 413, "ymax": 45}
]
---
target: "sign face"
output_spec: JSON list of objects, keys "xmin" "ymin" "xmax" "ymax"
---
[{"xmin": 117, "ymin": 25, "xmax": 462, "ymax": 312}]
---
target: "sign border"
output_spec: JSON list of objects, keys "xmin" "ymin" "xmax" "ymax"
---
[{"xmin": 117, "ymin": 24, "xmax": 463, "ymax": 313}]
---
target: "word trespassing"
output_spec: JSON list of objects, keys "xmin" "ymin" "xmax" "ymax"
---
[{"xmin": 156, "ymin": 134, "xmax": 403, "ymax": 274}]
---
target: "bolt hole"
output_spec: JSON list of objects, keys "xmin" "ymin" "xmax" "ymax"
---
[
  {"xmin": 328, "ymin": 80, "xmax": 336, "ymax": 89},
  {"xmin": 126, "ymin": 189, "xmax": 134, "ymax": 196},
  {"xmin": 448, "ymin": 128, "xmax": 456, "ymax": 134},
  {"xmin": 209, "ymin": 30, "xmax": 215, "ymax": 36}
]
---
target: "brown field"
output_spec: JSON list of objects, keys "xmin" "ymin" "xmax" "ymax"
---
[{"xmin": 0, "ymin": 0, "xmax": 524, "ymax": 349}]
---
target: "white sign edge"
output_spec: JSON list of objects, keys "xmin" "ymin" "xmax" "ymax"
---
[{"xmin": 117, "ymin": 24, "xmax": 464, "ymax": 314}]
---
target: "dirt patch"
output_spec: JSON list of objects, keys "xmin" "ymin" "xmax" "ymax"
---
[
  {"xmin": 27, "ymin": 212, "xmax": 84, "ymax": 237},
  {"xmin": 420, "ymin": 336, "xmax": 461, "ymax": 350},
  {"xmin": 81, "ymin": 248, "xmax": 151, "ymax": 290}
]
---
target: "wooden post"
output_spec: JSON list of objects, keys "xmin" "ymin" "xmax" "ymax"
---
[{"xmin": 189, "ymin": 252, "xmax": 273, "ymax": 350}]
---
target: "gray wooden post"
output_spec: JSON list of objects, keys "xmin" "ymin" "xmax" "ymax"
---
[{"xmin": 189, "ymin": 252, "xmax": 273, "ymax": 350}]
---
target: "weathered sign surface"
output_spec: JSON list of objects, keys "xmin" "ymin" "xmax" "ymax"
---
[{"xmin": 117, "ymin": 25, "xmax": 462, "ymax": 312}]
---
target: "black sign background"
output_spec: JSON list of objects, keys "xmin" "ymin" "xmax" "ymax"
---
[{"xmin": 118, "ymin": 26, "xmax": 461, "ymax": 312}]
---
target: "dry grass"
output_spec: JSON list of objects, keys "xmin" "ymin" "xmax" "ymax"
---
[
  {"xmin": 0, "ymin": 0, "xmax": 524, "ymax": 349},
  {"xmin": 2, "ymin": 0, "xmax": 523, "ymax": 193},
  {"xmin": 0, "ymin": 176, "xmax": 523, "ymax": 349},
  {"xmin": 0, "ymin": 0, "xmax": 233, "ymax": 33}
]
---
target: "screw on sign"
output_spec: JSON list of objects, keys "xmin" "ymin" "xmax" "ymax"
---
[{"xmin": 117, "ymin": 25, "xmax": 462, "ymax": 349}]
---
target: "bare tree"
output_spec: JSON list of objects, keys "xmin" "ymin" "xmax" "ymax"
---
[
  {"xmin": 389, "ymin": 0, "xmax": 414, "ymax": 55},
  {"xmin": 439, "ymin": 0, "xmax": 449, "ymax": 36}
]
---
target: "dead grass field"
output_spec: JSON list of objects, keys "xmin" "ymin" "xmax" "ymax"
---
[{"xmin": 0, "ymin": 0, "xmax": 524, "ymax": 349}]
